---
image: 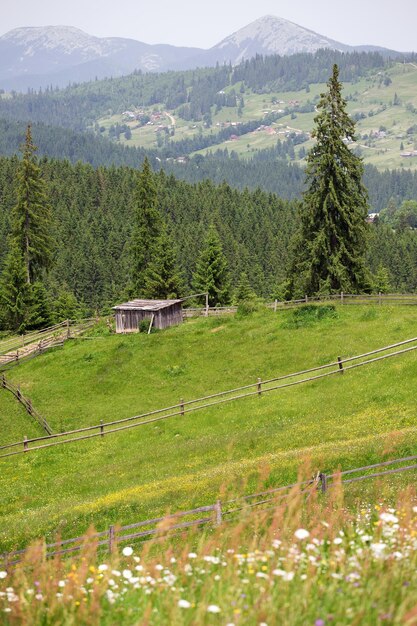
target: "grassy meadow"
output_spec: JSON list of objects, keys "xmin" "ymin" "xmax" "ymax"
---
[
  {"xmin": 3, "ymin": 482, "xmax": 417, "ymax": 625},
  {"xmin": 100, "ymin": 63, "xmax": 417, "ymax": 171},
  {"xmin": 0, "ymin": 305, "xmax": 416, "ymax": 553}
]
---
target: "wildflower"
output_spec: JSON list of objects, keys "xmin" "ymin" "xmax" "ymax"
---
[
  {"xmin": 371, "ymin": 543, "xmax": 386, "ymax": 558},
  {"xmin": 333, "ymin": 538, "xmax": 343, "ymax": 545},
  {"xmin": 380, "ymin": 513, "xmax": 398, "ymax": 524},
  {"xmin": 98, "ymin": 564, "xmax": 108, "ymax": 572},
  {"xmin": 315, "ymin": 620, "xmax": 325, "ymax": 626},
  {"xmin": 294, "ymin": 529, "xmax": 310, "ymax": 540},
  {"xmin": 207, "ymin": 605, "xmax": 221, "ymax": 613},
  {"xmin": 178, "ymin": 599, "xmax": 191, "ymax": 608},
  {"xmin": 123, "ymin": 570, "xmax": 132, "ymax": 579},
  {"xmin": 122, "ymin": 546, "xmax": 133, "ymax": 557},
  {"xmin": 188, "ymin": 552, "xmax": 197, "ymax": 559},
  {"xmin": 58, "ymin": 580, "xmax": 66, "ymax": 588},
  {"xmin": 0, "ymin": 572, "xmax": 7, "ymax": 579}
]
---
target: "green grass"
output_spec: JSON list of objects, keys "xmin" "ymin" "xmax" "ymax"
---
[
  {"xmin": 104, "ymin": 63, "xmax": 417, "ymax": 170},
  {"xmin": 0, "ymin": 304, "xmax": 417, "ymax": 552},
  {"xmin": 0, "ymin": 391, "xmax": 43, "ymax": 442}
]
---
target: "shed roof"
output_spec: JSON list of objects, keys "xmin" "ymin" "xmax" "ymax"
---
[{"xmin": 113, "ymin": 299, "xmax": 182, "ymax": 312}]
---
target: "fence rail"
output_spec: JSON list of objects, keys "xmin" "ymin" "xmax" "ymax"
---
[
  {"xmin": 184, "ymin": 293, "xmax": 417, "ymax": 317},
  {"xmin": 1, "ymin": 335, "xmax": 416, "ymax": 458},
  {"xmin": 0, "ymin": 319, "xmax": 96, "ymax": 371},
  {"xmin": 1, "ymin": 374, "xmax": 53, "ymax": 435},
  {"xmin": 2, "ymin": 452, "xmax": 417, "ymax": 566}
]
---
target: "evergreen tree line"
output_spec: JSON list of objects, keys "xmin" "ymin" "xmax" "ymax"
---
[
  {"xmin": 0, "ymin": 148, "xmax": 415, "ymax": 332},
  {"xmin": 3, "ymin": 118, "xmax": 417, "ymax": 212}
]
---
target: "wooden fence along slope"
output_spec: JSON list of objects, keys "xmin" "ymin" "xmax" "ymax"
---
[
  {"xmin": 0, "ymin": 335, "xmax": 416, "ymax": 459},
  {"xmin": 2, "ymin": 452, "xmax": 417, "ymax": 567},
  {"xmin": 0, "ymin": 318, "xmax": 96, "ymax": 370}
]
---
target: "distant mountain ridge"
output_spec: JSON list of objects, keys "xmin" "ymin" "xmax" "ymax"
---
[{"xmin": 0, "ymin": 17, "xmax": 404, "ymax": 92}]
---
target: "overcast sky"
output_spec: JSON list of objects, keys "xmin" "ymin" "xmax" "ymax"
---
[{"xmin": 2, "ymin": 0, "xmax": 416, "ymax": 52}]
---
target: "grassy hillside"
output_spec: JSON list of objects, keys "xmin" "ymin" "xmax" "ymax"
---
[
  {"xmin": 1, "ymin": 304, "xmax": 417, "ymax": 552},
  {"xmin": 98, "ymin": 63, "xmax": 417, "ymax": 171}
]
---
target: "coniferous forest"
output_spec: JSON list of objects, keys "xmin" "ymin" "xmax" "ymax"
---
[{"xmin": 0, "ymin": 148, "xmax": 416, "ymax": 329}]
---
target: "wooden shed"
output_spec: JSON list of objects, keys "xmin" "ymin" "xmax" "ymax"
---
[{"xmin": 113, "ymin": 299, "xmax": 183, "ymax": 333}]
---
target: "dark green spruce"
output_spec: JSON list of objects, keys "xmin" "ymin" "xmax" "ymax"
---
[
  {"xmin": 12, "ymin": 124, "xmax": 53, "ymax": 285},
  {"xmin": 192, "ymin": 225, "xmax": 230, "ymax": 307},
  {"xmin": 130, "ymin": 158, "xmax": 163, "ymax": 296},
  {"xmin": 289, "ymin": 64, "xmax": 370, "ymax": 296}
]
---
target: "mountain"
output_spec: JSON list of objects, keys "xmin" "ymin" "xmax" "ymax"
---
[
  {"xmin": 0, "ymin": 26, "xmax": 202, "ymax": 91},
  {"xmin": 185, "ymin": 15, "xmax": 353, "ymax": 68},
  {"xmin": 0, "ymin": 18, "xmax": 402, "ymax": 92}
]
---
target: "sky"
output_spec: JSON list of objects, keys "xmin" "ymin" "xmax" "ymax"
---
[{"xmin": 1, "ymin": 0, "xmax": 416, "ymax": 52}]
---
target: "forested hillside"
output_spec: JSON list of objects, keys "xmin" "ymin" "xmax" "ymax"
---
[
  {"xmin": 2, "ymin": 119, "xmax": 417, "ymax": 211},
  {"xmin": 0, "ymin": 155, "xmax": 415, "ymax": 318},
  {"xmin": 0, "ymin": 50, "xmax": 388, "ymax": 130}
]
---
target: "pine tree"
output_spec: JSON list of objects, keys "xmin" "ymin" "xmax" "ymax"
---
[
  {"xmin": 130, "ymin": 158, "xmax": 163, "ymax": 295},
  {"xmin": 192, "ymin": 225, "xmax": 230, "ymax": 306},
  {"xmin": 0, "ymin": 239, "xmax": 30, "ymax": 331},
  {"xmin": 12, "ymin": 125, "xmax": 53, "ymax": 284},
  {"xmin": 143, "ymin": 228, "xmax": 185, "ymax": 299},
  {"xmin": 234, "ymin": 272, "xmax": 256, "ymax": 303},
  {"xmin": 289, "ymin": 64, "xmax": 370, "ymax": 296}
]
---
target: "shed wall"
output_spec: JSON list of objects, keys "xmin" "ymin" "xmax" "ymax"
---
[{"xmin": 115, "ymin": 302, "xmax": 183, "ymax": 333}]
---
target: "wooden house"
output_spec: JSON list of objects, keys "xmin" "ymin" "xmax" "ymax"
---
[{"xmin": 113, "ymin": 299, "xmax": 183, "ymax": 333}]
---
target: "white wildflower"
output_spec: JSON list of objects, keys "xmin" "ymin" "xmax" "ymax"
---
[
  {"xmin": 178, "ymin": 599, "xmax": 191, "ymax": 608},
  {"xmin": 380, "ymin": 512, "xmax": 399, "ymax": 524},
  {"xmin": 0, "ymin": 572, "xmax": 7, "ymax": 579},
  {"xmin": 58, "ymin": 580, "xmax": 66, "ymax": 588},
  {"xmin": 294, "ymin": 529, "xmax": 310, "ymax": 540},
  {"xmin": 122, "ymin": 546, "xmax": 133, "ymax": 557},
  {"xmin": 122, "ymin": 570, "xmax": 132, "ymax": 579},
  {"xmin": 207, "ymin": 604, "xmax": 221, "ymax": 613},
  {"xmin": 98, "ymin": 564, "xmax": 108, "ymax": 572},
  {"xmin": 333, "ymin": 537, "xmax": 343, "ymax": 545},
  {"xmin": 188, "ymin": 552, "xmax": 197, "ymax": 559}
]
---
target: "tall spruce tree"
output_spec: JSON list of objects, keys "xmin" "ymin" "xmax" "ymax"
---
[
  {"xmin": 12, "ymin": 125, "xmax": 53, "ymax": 285},
  {"xmin": 0, "ymin": 239, "xmax": 30, "ymax": 331},
  {"xmin": 143, "ymin": 228, "xmax": 185, "ymax": 299},
  {"xmin": 289, "ymin": 64, "xmax": 370, "ymax": 296},
  {"xmin": 192, "ymin": 225, "xmax": 230, "ymax": 306},
  {"xmin": 130, "ymin": 157, "xmax": 163, "ymax": 296}
]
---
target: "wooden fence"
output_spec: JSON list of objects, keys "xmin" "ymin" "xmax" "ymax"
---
[
  {"xmin": 2, "ymin": 453, "xmax": 417, "ymax": 567},
  {"xmin": 1, "ymin": 335, "xmax": 416, "ymax": 460},
  {"xmin": 0, "ymin": 319, "xmax": 96, "ymax": 371},
  {"xmin": 184, "ymin": 293, "xmax": 417, "ymax": 317},
  {"xmin": 1, "ymin": 375, "xmax": 53, "ymax": 435}
]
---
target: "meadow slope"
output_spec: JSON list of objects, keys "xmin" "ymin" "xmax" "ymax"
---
[{"xmin": 1, "ymin": 304, "xmax": 417, "ymax": 552}]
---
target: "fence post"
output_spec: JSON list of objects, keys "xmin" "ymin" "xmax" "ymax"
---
[
  {"xmin": 337, "ymin": 357, "xmax": 344, "ymax": 374},
  {"xmin": 214, "ymin": 500, "xmax": 222, "ymax": 526},
  {"xmin": 319, "ymin": 473, "xmax": 327, "ymax": 493},
  {"xmin": 378, "ymin": 292, "xmax": 382, "ymax": 306},
  {"xmin": 180, "ymin": 399, "xmax": 185, "ymax": 416},
  {"xmin": 16, "ymin": 350, "xmax": 19, "ymax": 363},
  {"xmin": 23, "ymin": 436, "xmax": 28, "ymax": 453},
  {"xmin": 100, "ymin": 420, "xmax": 104, "ymax": 437},
  {"xmin": 205, "ymin": 293, "xmax": 209, "ymax": 317},
  {"xmin": 257, "ymin": 378, "xmax": 262, "ymax": 397},
  {"xmin": 274, "ymin": 299, "xmax": 277, "ymax": 312},
  {"xmin": 38, "ymin": 340, "xmax": 43, "ymax": 353},
  {"xmin": 341, "ymin": 291, "xmax": 344, "ymax": 305},
  {"xmin": 108, "ymin": 525, "xmax": 116, "ymax": 553},
  {"xmin": 305, "ymin": 294, "xmax": 308, "ymax": 303},
  {"xmin": 66, "ymin": 319, "xmax": 71, "ymax": 339}
]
